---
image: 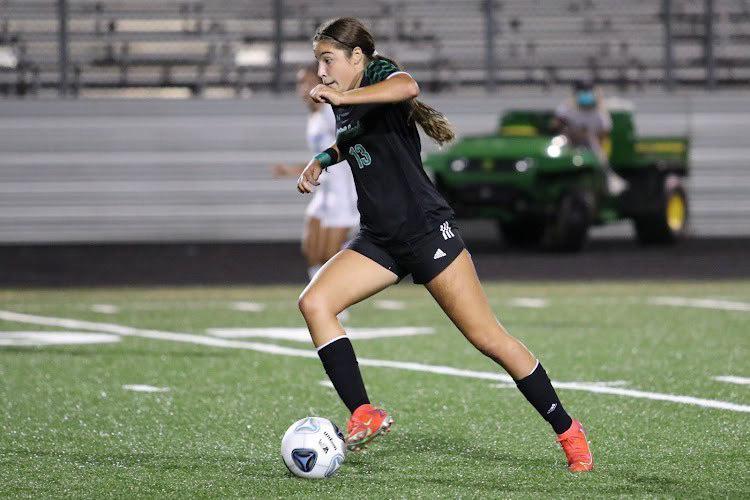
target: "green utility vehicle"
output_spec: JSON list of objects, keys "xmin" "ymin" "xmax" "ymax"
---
[{"xmin": 424, "ymin": 108, "xmax": 690, "ymax": 251}]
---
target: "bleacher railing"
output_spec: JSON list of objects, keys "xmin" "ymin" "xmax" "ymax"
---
[{"xmin": 0, "ymin": 0, "xmax": 745, "ymax": 98}]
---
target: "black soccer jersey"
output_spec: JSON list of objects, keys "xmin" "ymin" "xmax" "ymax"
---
[{"xmin": 331, "ymin": 59, "xmax": 454, "ymax": 245}]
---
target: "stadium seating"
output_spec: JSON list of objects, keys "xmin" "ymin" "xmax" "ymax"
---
[{"xmin": 1, "ymin": 0, "xmax": 749, "ymax": 96}]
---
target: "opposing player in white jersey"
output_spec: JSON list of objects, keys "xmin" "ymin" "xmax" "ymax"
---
[{"xmin": 272, "ymin": 64, "xmax": 359, "ymax": 283}]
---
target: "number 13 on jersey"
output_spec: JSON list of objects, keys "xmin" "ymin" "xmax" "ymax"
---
[{"xmin": 349, "ymin": 144, "xmax": 372, "ymax": 169}]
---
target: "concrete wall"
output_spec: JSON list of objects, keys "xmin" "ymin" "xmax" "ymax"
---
[{"xmin": 0, "ymin": 93, "xmax": 748, "ymax": 243}]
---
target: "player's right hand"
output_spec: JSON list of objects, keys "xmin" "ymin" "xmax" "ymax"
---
[{"xmin": 297, "ymin": 160, "xmax": 322, "ymax": 193}]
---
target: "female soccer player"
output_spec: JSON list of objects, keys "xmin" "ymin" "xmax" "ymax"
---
[
  {"xmin": 295, "ymin": 17, "xmax": 593, "ymax": 472},
  {"xmin": 272, "ymin": 63, "xmax": 359, "ymax": 285}
]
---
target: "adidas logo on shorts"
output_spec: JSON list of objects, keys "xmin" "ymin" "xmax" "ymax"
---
[
  {"xmin": 439, "ymin": 221, "xmax": 455, "ymax": 240},
  {"xmin": 433, "ymin": 248, "xmax": 447, "ymax": 260}
]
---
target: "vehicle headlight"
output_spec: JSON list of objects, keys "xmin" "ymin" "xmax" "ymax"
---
[
  {"xmin": 546, "ymin": 145, "xmax": 562, "ymax": 158},
  {"xmin": 450, "ymin": 158, "xmax": 468, "ymax": 172},
  {"xmin": 547, "ymin": 135, "xmax": 567, "ymax": 158},
  {"xmin": 515, "ymin": 158, "xmax": 534, "ymax": 172}
]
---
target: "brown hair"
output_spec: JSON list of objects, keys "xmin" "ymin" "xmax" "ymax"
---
[{"xmin": 313, "ymin": 17, "xmax": 454, "ymax": 146}]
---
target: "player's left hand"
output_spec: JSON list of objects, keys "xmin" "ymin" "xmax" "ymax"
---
[
  {"xmin": 297, "ymin": 160, "xmax": 322, "ymax": 193},
  {"xmin": 309, "ymin": 84, "xmax": 344, "ymax": 106}
]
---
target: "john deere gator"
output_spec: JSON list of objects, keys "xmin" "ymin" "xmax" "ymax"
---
[{"xmin": 424, "ymin": 107, "xmax": 689, "ymax": 251}]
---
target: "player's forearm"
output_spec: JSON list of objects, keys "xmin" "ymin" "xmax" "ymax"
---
[
  {"xmin": 313, "ymin": 143, "xmax": 341, "ymax": 170},
  {"xmin": 341, "ymin": 74, "xmax": 419, "ymax": 105}
]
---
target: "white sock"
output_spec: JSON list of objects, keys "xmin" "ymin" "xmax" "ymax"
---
[{"xmin": 307, "ymin": 265, "xmax": 322, "ymax": 281}]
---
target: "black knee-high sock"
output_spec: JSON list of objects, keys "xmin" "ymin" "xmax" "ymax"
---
[
  {"xmin": 317, "ymin": 336, "xmax": 370, "ymax": 413},
  {"xmin": 515, "ymin": 362, "xmax": 573, "ymax": 435}
]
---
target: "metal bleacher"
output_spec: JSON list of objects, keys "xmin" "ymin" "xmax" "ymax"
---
[
  {"xmin": 1, "ymin": 1, "xmax": 749, "ymax": 244},
  {"xmin": 2, "ymin": 0, "xmax": 750, "ymax": 96}
]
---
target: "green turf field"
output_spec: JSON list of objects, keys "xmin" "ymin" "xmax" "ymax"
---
[{"xmin": 1, "ymin": 281, "xmax": 749, "ymax": 498}]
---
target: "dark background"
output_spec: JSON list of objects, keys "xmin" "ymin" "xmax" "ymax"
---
[{"xmin": 3, "ymin": 237, "xmax": 748, "ymax": 287}]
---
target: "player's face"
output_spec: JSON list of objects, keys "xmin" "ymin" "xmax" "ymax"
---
[{"xmin": 313, "ymin": 40, "xmax": 363, "ymax": 92}]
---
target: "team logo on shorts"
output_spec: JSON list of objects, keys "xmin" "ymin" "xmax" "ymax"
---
[{"xmin": 439, "ymin": 221, "xmax": 455, "ymax": 240}]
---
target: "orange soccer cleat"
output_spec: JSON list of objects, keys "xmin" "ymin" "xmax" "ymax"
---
[
  {"xmin": 346, "ymin": 403, "xmax": 394, "ymax": 452},
  {"xmin": 556, "ymin": 419, "xmax": 594, "ymax": 472}
]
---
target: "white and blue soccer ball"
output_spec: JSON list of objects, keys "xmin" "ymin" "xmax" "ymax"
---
[{"xmin": 281, "ymin": 417, "xmax": 346, "ymax": 479}]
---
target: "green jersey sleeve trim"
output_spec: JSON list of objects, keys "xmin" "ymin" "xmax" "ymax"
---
[{"xmin": 365, "ymin": 59, "xmax": 400, "ymax": 84}]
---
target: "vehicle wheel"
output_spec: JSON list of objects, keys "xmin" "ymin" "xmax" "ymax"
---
[
  {"xmin": 633, "ymin": 177, "xmax": 688, "ymax": 244},
  {"xmin": 498, "ymin": 219, "xmax": 544, "ymax": 248},
  {"xmin": 542, "ymin": 189, "xmax": 592, "ymax": 252}
]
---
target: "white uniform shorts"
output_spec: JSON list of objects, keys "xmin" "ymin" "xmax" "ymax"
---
[{"xmin": 305, "ymin": 165, "xmax": 359, "ymax": 229}]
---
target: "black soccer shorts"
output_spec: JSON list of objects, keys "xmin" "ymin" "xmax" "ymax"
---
[{"xmin": 346, "ymin": 219, "xmax": 466, "ymax": 284}]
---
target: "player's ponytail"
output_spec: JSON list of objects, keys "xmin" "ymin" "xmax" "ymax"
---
[
  {"xmin": 314, "ymin": 17, "xmax": 455, "ymax": 147},
  {"xmin": 371, "ymin": 53, "xmax": 455, "ymax": 147}
]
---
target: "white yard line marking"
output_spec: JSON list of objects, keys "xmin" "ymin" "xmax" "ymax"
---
[
  {"xmin": 1, "ymin": 310, "xmax": 749, "ymax": 413},
  {"xmin": 374, "ymin": 300, "xmax": 406, "ymax": 310},
  {"xmin": 122, "ymin": 384, "xmax": 170, "ymax": 393},
  {"xmin": 490, "ymin": 380, "xmax": 628, "ymax": 389},
  {"xmin": 231, "ymin": 302, "xmax": 266, "ymax": 312},
  {"xmin": 649, "ymin": 296, "xmax": 750, "ymax": 312},
  {"xmin": 549, "ymin": 382, "xmax": 750, "ymax": 412},
  {"xmin": 587, "ymin": 380, "xmax": 629, "ymax": 387},
  {"xmin": 206, "ymin": 326, "xmax": 433, "ymax": 341},
  {"xmin": 712, "ymin": 376, "xmax": 750, "ymax": 386},
  {"xmin": 318, "ymin": 380, "xmax": 335, "ymax": 389},
  {"xmin": 509, "ymin": 298, "xmax": 548, "ymax": 308},
  {"xmin": 91, "ymin": 304, "xmax": 119, "ymax": 314},
  {"xmin": 0, "ymin": 331, "xmax": 121, "ymax": 346}
]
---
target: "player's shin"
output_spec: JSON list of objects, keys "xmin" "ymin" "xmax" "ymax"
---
[
  {"xmin": 515, "ymin": 361, "xmax": 573, "ymax": 435},
  {"xmin": 317, "ymin": 335, "xmax": 370, "ymax": 413}
]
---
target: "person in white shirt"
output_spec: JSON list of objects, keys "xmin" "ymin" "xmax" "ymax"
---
[
  {"xmin": 271, "ymin": 64, "xmax": 359, "ymax": 282},
  {"xmin": 551, "ymin": 79, "xmax": 627, "ymax": 195}
]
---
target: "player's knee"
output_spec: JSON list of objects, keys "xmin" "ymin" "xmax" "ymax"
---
[
  {"xmin": 298, "ymin": 289, "xmax": 330, "ymax": 318},
  {"xmin": 470, "ymin": 333, "xmax": 507, "ymax": 360}
]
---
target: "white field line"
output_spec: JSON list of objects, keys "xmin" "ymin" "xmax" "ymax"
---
[
  {"xmin": 547, "ymin": 382, "xmax": 750, "ymax": 412},
  {"xmin": 490, "ymin": 380, "xmax": 629, "ymax": 389},
  {"xmin": 318, "ymin": 380, "xmax": 335, "ymax": 389},
  {"xmin": 373, "ymin": 300, "xmax": 407, "ymax": 310},
  {"xmin": 230, "ymin": 302, "xmax": 266, "ymax": 312},
  {"xmin": 122, "ymin": 384, "xmax": 170, "ymax": 393},
  {"xmin": 588, "ymin": 380, "xmax": 629, "ymax": 387},
  {"xmin": 1, "ymin": 310, "xmax": 749, "ymax": 413},
  {"xmin": 509, "ymin": 298, "xmax": 548, "ymax": 309},
  {"xmin": 0, "ymin": 331, "xmax": 121, "ymax": 346},
  {"xmin": 206, "ymin": 326, "xmax": 433, "ymax": 341},
  {"xmin": 91, "ymin": 304, "xmax": 120, "ymax": 314},
  {"xmin": 712, "ymin": 376, "xmax": 750, "ymax": 386},
  {"xmin": 649, "ymin": 296, "xmax": 750, "ymax": 312}
]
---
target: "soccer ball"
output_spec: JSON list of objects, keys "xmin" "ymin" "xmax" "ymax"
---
[{"xmin": 281, "ymin": 417, "xmax": 346, "ymax": 479}]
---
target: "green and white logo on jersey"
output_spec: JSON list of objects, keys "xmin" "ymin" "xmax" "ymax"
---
[{"xmin": 336, "ymin": 121, "xmax": 365, "ymax": 143}]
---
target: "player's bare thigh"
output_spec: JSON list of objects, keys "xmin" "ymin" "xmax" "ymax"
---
[
  {"xmin": 424, "ymin": 249, "xmax": 535, "ymax": 379},
  {"xmin": 299, "ymin": 249, "xmax": 399, "ymax": 347}
]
